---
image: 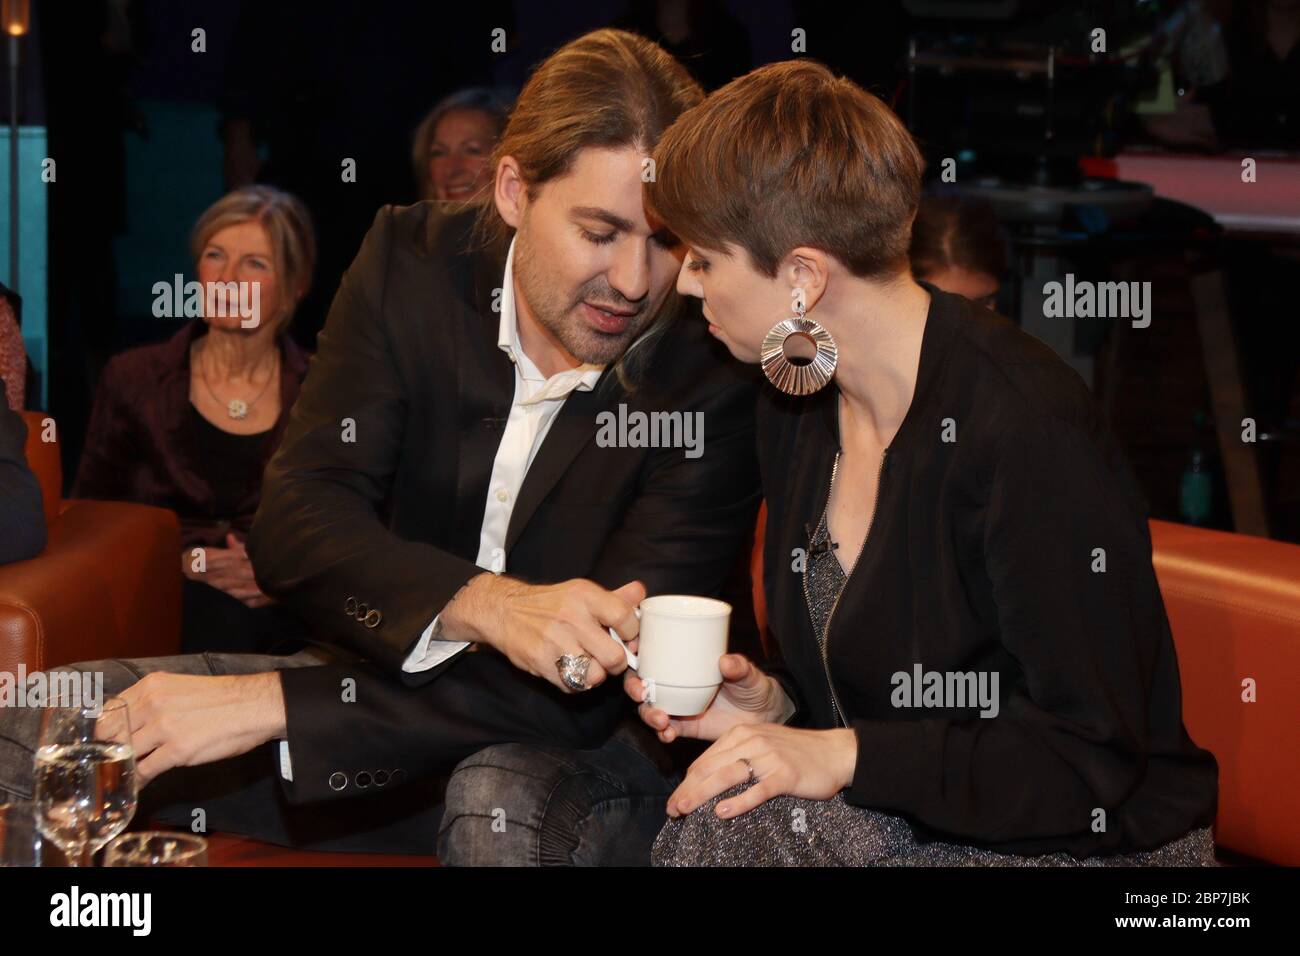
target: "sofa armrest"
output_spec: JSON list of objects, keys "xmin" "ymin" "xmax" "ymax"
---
[
  {"xmin": 19, "ymin": 410, "xmax": 61, "ymax": 532},
  {"xmin": 1151, "ymin": 519, "xmax": 1300, "ymax": 866},
  {"xmin": 0, "ymin": 499, "xmax": 182, "ymax": 673}
]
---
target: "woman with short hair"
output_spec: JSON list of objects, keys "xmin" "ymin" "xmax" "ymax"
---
[{"xmin": 629, "ymin": 59, "xmax": 1219, "ymax": 866}]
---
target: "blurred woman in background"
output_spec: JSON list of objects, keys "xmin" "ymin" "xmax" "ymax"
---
[
  {"xmin": 75, "ymin": 186, "xmax": 315, "ymax": 654},
  {"xmin": 908, "ymin": 195, "xmax": 1007, "ymax": 310},
  {"xmin": 411, "ymin": 87, "xmax": 512, "ymax": 201}
]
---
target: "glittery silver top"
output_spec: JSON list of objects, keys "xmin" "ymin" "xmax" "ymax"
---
[
  {"xmin": 806, "ymin": 510, "xmax": 847, "ymax": 642},
  {"xmin": 805, "ymin": 510, "xmax": 848, "ymax": 722}
]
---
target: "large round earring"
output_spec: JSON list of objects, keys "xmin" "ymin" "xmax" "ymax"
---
[{"xmin": 760, "ymin": 294, "xmax": 838, "ymax": 396}]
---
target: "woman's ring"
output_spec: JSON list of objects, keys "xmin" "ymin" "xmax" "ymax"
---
[{"xmin": 740, "ymin": 757, "xmax": 756, "ymax": 784}]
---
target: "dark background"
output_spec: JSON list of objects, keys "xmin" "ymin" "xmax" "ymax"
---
[{"xmin": 9, "ymin": 0, "xmax": 1299, "ymax": 540}]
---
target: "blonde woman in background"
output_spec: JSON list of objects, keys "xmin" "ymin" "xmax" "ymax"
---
[
  {"xmin": 75, "ymin": 185, "xmax": 316, "ymax": 654},
  {"xmin": 411, "ymin": 87, "xmax": 512, "ymax": 201}
]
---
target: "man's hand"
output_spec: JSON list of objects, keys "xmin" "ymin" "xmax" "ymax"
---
[
  {"xmin": 118, "ymin": 672, "xmax": 287, "ymax": 787},
  {"xmin": 442, "ymin": 574, "xmax": 643, "ymax": 693},
  {"xmin": 181, "ymin": 533, "xmax": 274, "ymax": 608}
]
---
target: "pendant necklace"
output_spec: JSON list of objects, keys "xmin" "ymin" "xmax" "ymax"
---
[{"xmin": 196, "ymin": 340, "xmax": 278, "ymax": 420}]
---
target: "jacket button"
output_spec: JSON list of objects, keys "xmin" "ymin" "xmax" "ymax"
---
[
  {"xmin": 392, "ymin": 769, "xmax": 407, "ymax": 786},
  {"xmin": 344, "ymin": 597, "xmax": 357, "ymax": 616},
  {"xmin": 364, "ymin": 609, "xmax": 382, "ymax": 628},
  {"xmin": 328, "ymin": 772, "xmax": 347, "ymax": 792},
  {"xmin": 355, "ymin": 771, "xmax": 372, "ymax": 789},
  {"xmin": 355, "ymin": 602, "xmax": 369, "ymax": 620},
  {"xmin": 374, "ymin": 770, "xmax": 389, "ymax": 786}
]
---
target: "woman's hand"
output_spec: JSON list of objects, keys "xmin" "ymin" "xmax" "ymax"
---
[
  {"xmin": 665, "ymin": 723, "xmax": 858, "ymax": 820},
  {"xmin": 181, "ymin": 533, "xmax": 274, "ymax": 608},
  {"xmin": 624, "ymin": 653, "xmax": 791, "ymax": 743}
]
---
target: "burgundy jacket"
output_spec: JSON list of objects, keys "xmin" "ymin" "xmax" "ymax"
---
[{"xmin": 73, "ymin": 319, "xmax": 310, "ymax": 548}]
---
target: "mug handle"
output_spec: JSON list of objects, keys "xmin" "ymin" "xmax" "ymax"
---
[{"xmin": 607, "ymin": 607, "xmax": 640, "ymax": 670}]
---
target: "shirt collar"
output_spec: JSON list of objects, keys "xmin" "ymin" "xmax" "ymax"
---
[{"xmin": 498, "ymin": 237, "xmax": 605, "ymax": 394}]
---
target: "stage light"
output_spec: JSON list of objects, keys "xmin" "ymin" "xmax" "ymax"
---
[{"xmin": 2, "ymin": 0, "xmax": 29, "ymax": 37}]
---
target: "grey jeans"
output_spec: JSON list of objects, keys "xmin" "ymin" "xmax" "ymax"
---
[
  {"xmin": 0, "ymin": 651, "xmax": 676, "ymax": 864},
  {"xmin": 439, "ymin": 721, "xmax": 679, "ymax": 866}
]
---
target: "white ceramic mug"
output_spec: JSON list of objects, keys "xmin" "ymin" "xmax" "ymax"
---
[{"xmin": 608, "ymin": 594, "xmax": 731, "ymax": 716}]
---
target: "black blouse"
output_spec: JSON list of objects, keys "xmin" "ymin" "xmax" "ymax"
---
[
  {"xmin": 73, "ymin": 319, "xmax": 310, "ymax": 548},
  {"xmin": 758, "ymin": 285, "xmax": 1218, "ymax": 857},
  {"xmin": 187, "ymin": 403, "xmax": 274, "ymax": 521}
]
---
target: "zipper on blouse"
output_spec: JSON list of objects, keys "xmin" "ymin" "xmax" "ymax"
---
[{"xmin": 803, "ymin": 446, "xmax": 890, "ymax": 728}]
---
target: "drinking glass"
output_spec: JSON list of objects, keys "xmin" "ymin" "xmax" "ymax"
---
[{"xmin": 35, "ymin": 697, "xmax": 138, "ymax": 866}]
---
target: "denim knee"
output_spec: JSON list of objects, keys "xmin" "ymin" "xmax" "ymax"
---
[{"xmin": 437, "ymin": 739, "xmax": 673, "ymax": 867}]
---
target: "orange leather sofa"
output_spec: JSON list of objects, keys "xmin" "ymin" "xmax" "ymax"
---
[
  {"xmin": 1147, "ymin": 520, "xmax": 1300, "ymax": 866},
  {"xmin": 0, "ymin": 412, "xmax": 181, "ymax": 676}
]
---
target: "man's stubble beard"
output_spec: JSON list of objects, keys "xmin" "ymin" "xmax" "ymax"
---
[{"xmin": 512, "ymin": 223, "xmax": 656, "ymax": 367}]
